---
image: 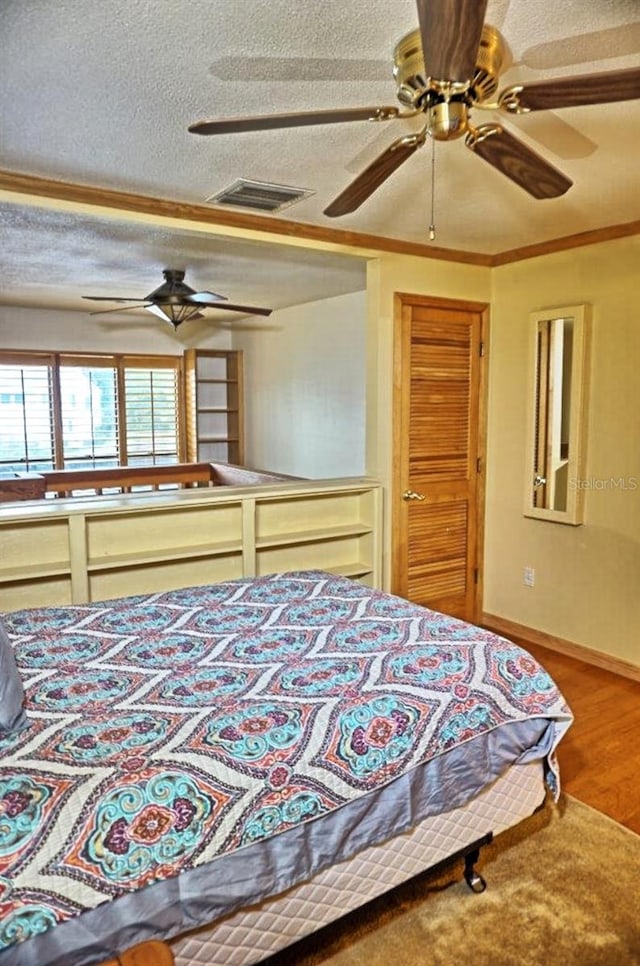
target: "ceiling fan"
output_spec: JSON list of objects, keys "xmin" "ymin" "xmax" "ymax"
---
[
  {"xmin": 83, "ymin": 268, "xmax": 272, "ymax": 327},
  {"xmin": 188, "ymin": 0, "xmax": 640, "ymax": 215}
]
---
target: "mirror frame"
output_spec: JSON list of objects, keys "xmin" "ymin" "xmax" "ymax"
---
[{"xmin": 524, "ymin": 303, "xmax": 591, "ymax": 525}]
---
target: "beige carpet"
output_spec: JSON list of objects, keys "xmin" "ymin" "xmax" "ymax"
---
[{"xmin": 262, "ymin": 796, "xmax": 640, "ymax": 965}]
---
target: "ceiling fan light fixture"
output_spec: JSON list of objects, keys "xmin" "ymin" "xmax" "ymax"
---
[
  {"xmin": 146, "ymin": 300, "xmax": 204, "ymax": 327},
  {"xmin": 84, "ymin": 268, "xmax": 271, "ymax": 324}
]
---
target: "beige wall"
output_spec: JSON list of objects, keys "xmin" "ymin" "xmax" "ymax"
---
[
  {"xmin": 231, "ymin": 291, "xmax": 367, "ymax": 478},
  {"xmin": 365, "ymin": 253, "xmax": 491, "ymax": 582},
  {"xmin": 1, "ymin": 201, "xmax": 637, "ymax": 669},
  {"xmin": 486, "ymin": 236, "xmax": 640, "ymax": 666}
]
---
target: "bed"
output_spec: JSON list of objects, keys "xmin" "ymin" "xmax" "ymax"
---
[{"xmin": 0, "ymin": 570, "xmax": 572, "ymax": 966}]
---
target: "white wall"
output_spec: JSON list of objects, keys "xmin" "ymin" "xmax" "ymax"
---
[
  {"xmin": 0, "ymin": 296, "xmax": 367, "ymax": 481},
  {"xmin": 0, "ymin": 305, "xmax": 232, "ymax": 354},
  {"xmin": 231, "ymin": 291, "xmax": 367, "ymax": 478}
]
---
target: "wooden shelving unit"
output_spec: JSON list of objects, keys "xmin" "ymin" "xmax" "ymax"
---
[
  {"xmin": 253, "ymin": 490, "xmax": 378, "ymax": 581},
  {"xmin": 0, "ymin": 516, "xmax": 75, "ymax": 607},
  {"xmin": 0, "ymin": 478, "xmax": 382, "ymax": 610},
  {"xmin": 184, "ymin": 349, "xmax": 244, "ymax": 465}
]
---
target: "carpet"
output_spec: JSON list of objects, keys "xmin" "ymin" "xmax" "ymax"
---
[{"xmin": 262, "ymin": 795, "xmax": 640, "ymax": 965}]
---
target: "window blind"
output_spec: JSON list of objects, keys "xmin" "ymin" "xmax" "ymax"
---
[
  {"xmin": 124, "ymin": 366, "xmax": 180, "ymax": 465},
  {"xmin": 59, "ymin": 365, "xmax": 119, "ymax": 469},
  {"xmin": 0, "ymin": 363, "xmax": 55, "ymax": 472},
  {"xmin": 0, "ymin": 351, "xmax": 183, "ymax": 472}
]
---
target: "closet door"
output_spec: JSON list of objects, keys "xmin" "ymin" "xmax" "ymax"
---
[{"xmin": 393, "ymin": 294, "xmax": 488, "ymax": 622}]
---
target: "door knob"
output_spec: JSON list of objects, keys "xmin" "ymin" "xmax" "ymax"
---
[
  {"xmin": 403, "ymin": 489, "xmax": 425, "ymax": 502},
  {"xmin": 533, "ymin": 476, "xmax": 547, "ymax": 487}
]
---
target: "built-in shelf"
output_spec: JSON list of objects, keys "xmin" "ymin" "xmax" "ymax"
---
[
  {"xmin": 0, "ymin": 478, "xmax": 382, "ymax": 609},
  {"xmin": 196, "ymin": 378, "xmax": 237, "ymax": 384},
  {"xmin": 197, "ymin": 407, "xmax": 238, "ymax": 414},
  {"xmin": 329, "ymin": 562, "xmax": 374, "ymax": 578},
  {"xmin": 256, "ymin": 523, "xmax": 372, "ymax": 549},
  {"xmin": 87, "ymin": 541, "xmax": 243, "ymax": 572},
  {"xmin": 0, "ymin": 562, "xmax": 72, "ymax": 583},
  {"xmin": 184, "ymin": 349, "xmax": 244, "ymax": 465},
  {"xmin": 197, "ymin": 436, "xmax": 240, "ymax": 443}
]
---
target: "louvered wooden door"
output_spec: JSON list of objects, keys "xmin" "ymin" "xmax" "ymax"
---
[{"xmin": 392, "ymin": 295, "xmax": 488, "ymax": 622}]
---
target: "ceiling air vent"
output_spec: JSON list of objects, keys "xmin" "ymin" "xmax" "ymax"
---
[{"xmin": 206, "ymin": 179, "xmax": 314, "ymax": 213}]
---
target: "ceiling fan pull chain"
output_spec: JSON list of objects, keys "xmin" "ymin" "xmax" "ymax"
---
[{"xmin": 428, "ymin": 134, "xmax": 436, "ymax": 241}]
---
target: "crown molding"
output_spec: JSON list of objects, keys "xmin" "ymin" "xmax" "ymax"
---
[
  {"xmin": 0, "ymin": 170, "xmax": 638, "ymax": 268},
  {"xmin": 491, "ymin": 219, "xmax": 640, "ymax": 265},
  {"xmin": 0, "ymin": 170, "xmax": 492, "ymax": 267}
]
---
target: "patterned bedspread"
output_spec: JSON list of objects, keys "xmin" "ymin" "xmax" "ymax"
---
[{"xmin": 0, "ymin": 571, "xmax": 572, "ymax": 958}]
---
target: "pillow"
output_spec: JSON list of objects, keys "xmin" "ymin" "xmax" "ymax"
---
[{"xmin": 0, "ymin": 617, "xmax": 29, "ymax": 734}]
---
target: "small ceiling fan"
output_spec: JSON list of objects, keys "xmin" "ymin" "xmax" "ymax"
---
[
  {"xmin": 188, "ymin": 0, "xmax": 640, "ymax": 215},
  {"xmin": 83, "ymin": 268, "xmax": 272, "ymax": 327}
]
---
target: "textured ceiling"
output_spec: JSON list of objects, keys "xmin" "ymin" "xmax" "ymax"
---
[
  {"xmin": 0, "ymin": 0, "xmax": 639, "ymax": 317},
  {"xmin": 0, "ymin": 203, "xmax": 367, "ymax": 319}
]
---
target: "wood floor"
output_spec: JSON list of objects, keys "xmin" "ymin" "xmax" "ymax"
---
[{"xmin": 517, "ymin": 641, "xmax": 640, "ymax": 835}]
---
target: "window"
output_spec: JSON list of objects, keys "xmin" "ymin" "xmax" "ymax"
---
[
  {"xmin": 0, "ymin": 351, "xmax": 183, "ymax": 473},
  {"xmin": 0, "ymin": 356, "xmax": 55, "ymax": 472},
  {"xmin": 124, "ymin": 365, "xmax": 180, "ymax": 466},
  {"xmin": 59, "ymin": 363, "xmax": 119, "ymax": 470}
]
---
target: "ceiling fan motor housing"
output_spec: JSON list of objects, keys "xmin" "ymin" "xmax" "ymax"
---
[
  {"xmin": 145, "ymin": 268, "xmax": 197, "ymax": 303},
  {"xmin": 427, "ymin": 99, "xmax": 470, "ymax": 139},
  {"xmin": 393, "ymin": 24, "xmax": 506, "ymax": 111}
]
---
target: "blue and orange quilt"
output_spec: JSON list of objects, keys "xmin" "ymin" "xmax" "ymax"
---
[{"xmin": 0, "ymin": 571, "xmax": 572, "ymax": 964}]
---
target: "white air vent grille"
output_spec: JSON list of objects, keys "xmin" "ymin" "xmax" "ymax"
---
[{"xmin": 206, "ymin": 179, "xmax": 314, "ymax": 213}]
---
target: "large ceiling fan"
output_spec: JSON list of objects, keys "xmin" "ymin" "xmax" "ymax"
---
[
  {"xmin": 83, "ymin": 268, "xmax": 272, "ymax": 327},
  {"xmin": 189, "ymin": 0, "xmax": 640, "ymax": 215}
]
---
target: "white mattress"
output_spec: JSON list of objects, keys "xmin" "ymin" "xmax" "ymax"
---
[{"xmin": 172, "ymin": 758, "xmax": 545, "ymax": 965}]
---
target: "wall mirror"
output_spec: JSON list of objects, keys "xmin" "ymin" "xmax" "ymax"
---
[{"xmin": 524, "ymin": 303, "xmax": 591, "ymax": 525}]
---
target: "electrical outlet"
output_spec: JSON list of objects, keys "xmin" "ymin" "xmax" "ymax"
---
[{"xmin": 523, "ymin": 566, "xmax": 535, "ymax": 587}]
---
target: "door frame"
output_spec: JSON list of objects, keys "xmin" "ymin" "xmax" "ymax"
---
[{"xmin": 391, "ymin": 292, "xmax": 490, "ymax": 621}]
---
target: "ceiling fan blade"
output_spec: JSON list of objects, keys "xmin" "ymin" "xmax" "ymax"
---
[
  {"xmin": 466, "ymin": 125, "xmax": 572, "ymax": 199},
  {"xmin": 88, "ymin": 303, "xmax": 153, "ymax": 316},
  {"xmin": 521, "ymin": 24, "xmax": 640, "ymax": 71},
  {"xmin": 188, "ymin": 291, "xmax": 228, "ymax": 304},
  {"xmin": 188, "ymin": 106, "xmax": 403, "ymax": 136},
  {"xmin": 501, "ymin": 66, "xmax": 640, "ymax": 113},
  {"xmin": 416, "ymin": 0, "xmax": 489, "ymax": 82},
  {"xmin": 83, "ymin": 296, "xmax": 149, "ymax": 303},
  {"xmin": 506, "ymin": 110, "xmax": 597, "ymax": 160},
  {"xmin": 206, "ymin": 302, "xmax": 272, "ymax": 317},
  {"xmin": 324, "ymin": 132, "xmax": 425, "ymax": 218}
]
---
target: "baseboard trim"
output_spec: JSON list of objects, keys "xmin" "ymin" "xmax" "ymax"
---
[{"xmin": 481, "ymin": 613, "xmax": 640, "ymax": 684}]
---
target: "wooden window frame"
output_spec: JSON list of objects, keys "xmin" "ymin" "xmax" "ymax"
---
[{"xmin": 0, "ymin": 349, "xmax": 186, "ymax": 472}]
